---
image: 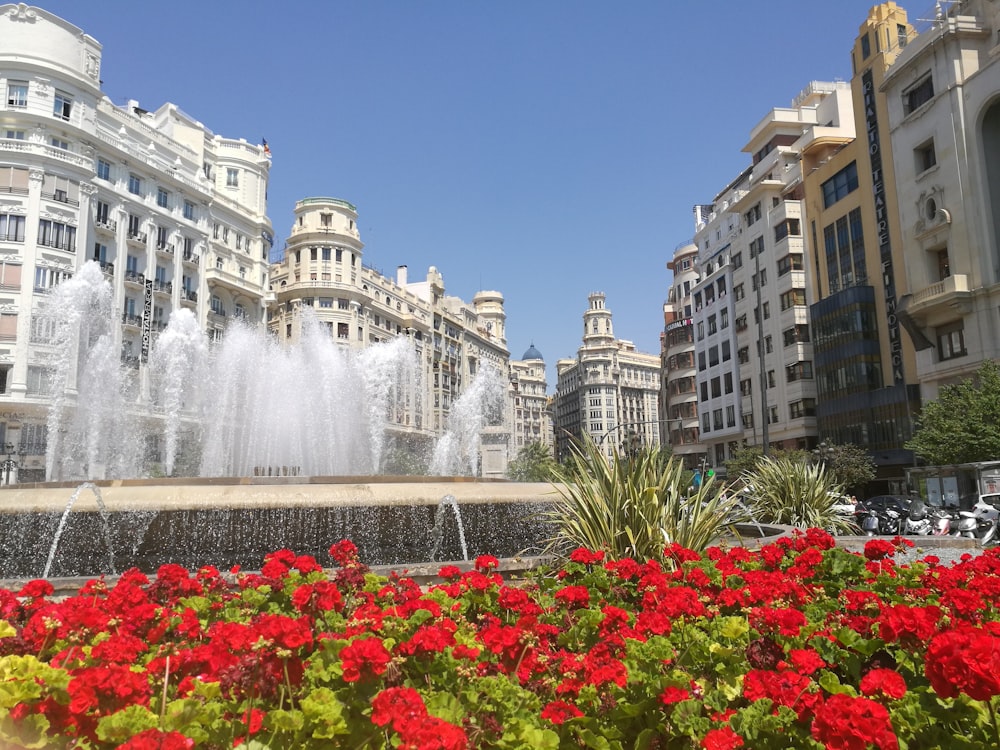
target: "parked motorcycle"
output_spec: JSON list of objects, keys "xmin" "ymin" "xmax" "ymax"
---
[
  {"xmin": 904, "ymin": 499, "xmax": 952, "ymax": 536},
  {"xmin": 856, "ymin": 501, "xmax": 904, "ymax": 536}
]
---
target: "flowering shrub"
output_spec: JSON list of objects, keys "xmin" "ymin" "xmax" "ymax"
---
[{"xmin": 3, "ymin": 534, "xmax": 1000, "ymax": 747}]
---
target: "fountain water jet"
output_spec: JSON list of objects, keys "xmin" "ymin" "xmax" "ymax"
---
[
  {"xmin": 430, "ymin": 494, "xmax": 469, "ymax": 562},
  {"xmin": 42, "ymin": 482, "xmax": 115, "ymax": 579}
]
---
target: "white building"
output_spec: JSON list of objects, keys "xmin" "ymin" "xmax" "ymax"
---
[
  {"xmin": 509, "ymin": 344, "xmax": 553, "ymax": 456},
  {"xmin": 268, "ymin": 197, "xmax": 513, "ymax": 476},
  {"xmin": 661, "ymin": 239, "xmax": 705, "ymax": 469},
  {"xmin": 0, "ymin": 5, "xmax": 272, "ymax": 481},
  {"xmin": 882, "ymin": 0, "xmax": 1000, "ymax": 399},
  {"xmin": 555, "ymin": 292, "xmax": 661, "ymax": 462}
]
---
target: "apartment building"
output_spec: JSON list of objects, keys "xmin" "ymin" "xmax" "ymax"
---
[
  {"xmin": 692, "ymin": 84, "xmax": 843, "ymax": 469},
  {"xmin": 879, "ymin": 0, "xmax": 1000, "ymax": 400},
  {"xmin": 509, "ymin": 344, "xmax": 553, "ymax": 454},
  {"xmin": 0, "ymin": 5, "xmax": 272, "ymax": 481},
  {"xmin": 555, "ymin": 292, "xmax": 661, "ymax": 462},
  {"xmin": 800, "ymin": 2, "xmax": 922, "ymax": 492},
  {"xmin": 660, "ymin": 239, "xmax": 705, "ymax": 469},
  {"xmin": 267, "ymin": 197, "xmax": 513, "ymax": 475}
]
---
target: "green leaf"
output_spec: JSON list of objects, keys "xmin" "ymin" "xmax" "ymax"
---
[{"xmin": 96, "ymin": 705, "xmax": 159, "ymax": 743}]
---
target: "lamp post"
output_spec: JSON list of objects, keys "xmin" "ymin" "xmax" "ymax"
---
[{"xmin": 1, "ymin": 442, "xmax": 18, "ymax": 486}]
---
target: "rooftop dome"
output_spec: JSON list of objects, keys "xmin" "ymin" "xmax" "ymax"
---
[{"xmin": 521, "ymin": 343, "xmax": 543, "ymax": 361}]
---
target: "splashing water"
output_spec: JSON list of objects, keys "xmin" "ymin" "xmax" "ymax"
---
[
  {"xmin": 430, "ymin": 366, "xmax": 507, "ymax": 476},
  {"xmin": 43, "ymin": 482, "xmax": 116, "ymax": 579},
  {"xmin": 429, "ymin": 494, "xmax": 469, "ymax": 562}
]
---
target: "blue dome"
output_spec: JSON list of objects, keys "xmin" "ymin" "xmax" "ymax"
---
[{"xmin": 522, "ymin": 343, "xmax": 543, "ymax": 361}]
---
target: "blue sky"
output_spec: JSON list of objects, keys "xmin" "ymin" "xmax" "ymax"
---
[{"xmin": 40, "ymin": 0, "xmax": 895, "ymax": 385}]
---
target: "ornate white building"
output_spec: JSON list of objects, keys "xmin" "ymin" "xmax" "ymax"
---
[
  {"xmin": 0, "ymin": 4, "xmax": 273, "ymax": 481},
  {"xmin": 882, "ymin": 0, "xmax": 1000, "ymax": 399},
  {"xmin": 267, "ymin": 197, "xmax": 513, "ymax": 476},
  {"xmin": 509, "ymin": 344, "xmax": 553, "ymax": 455},
  {"xmin": 555, "ymin": 292, "xmax": 661, "ymax": 462}
]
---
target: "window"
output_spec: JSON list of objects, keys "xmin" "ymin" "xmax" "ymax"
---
[
  {"xmin": 322, "ymin": 247, "xmax": 331, "ymax": 261},
  {"xmin": 49, "ymin": 137, "xmax": 69, "ymax": 151},
  {"xmin": 904, "ymin": 75, "xmax": 934, "ymax": 115},
  {"xmin": 0, "ymin": 214, "xmax": 26, "ymax": 242},
  {"xmin": 713, "ymin": 409, "xmax": 723, "ymax": 431},
  {"xmin": 749, "ymin": 236, "xmax": 764, "ymax": 258},
  {"xmin": 763, "ymin": 302, "xmax": 770, "ymax": 320},
  {"xmin": 320, "ymin": 213, "xmax": 332, "ymax": 227},
  {"xmin": 156, "ymin": 188, "xmax": 169, "ymax": 208},
  {"xmin": 96, "ymin": 159, "xmax": 111, "ymax": 181},
  {"xmin": 709, "ymin": 345, "xmax": 719, "ymax": 367},
  {"xmin": 720, "ymin": 309, "xmax": 728, "ymax": 329},
  {"xmin": 696, "ymin": 321, "xmax": 704, "ymax": 341},
  {"xmin": 740, "ymin": 378, "xmax": 752, "ymax": 397},
  {"xmin": 733, "ymin": 284, "xmax": 745, "ymax": 302},
  {"xmin": 127, "ymin": 214, "xmax": 142, "ymax": 238},
  {"xmin": 226, "ymin": 168, "xmax": 239, "ymax": 187},
  {"xmin": 861, "ymin": 32, "xmax": 871, "ymax": 60},
  {"xmin": 774, "ymin": 219, "xmax": 800, "ymax": 243},
  {"xmin": 4, "ymin": 129, "xmax": 24, "ymax": 140},
  {"xmin": 707, "ymin": 314, "xmax": 717, "ymax": 335},
  {"xmin": 183, "ymin": 200, "xmax": 195, "ymax": 220},
  {"xmin": 732, "ymin": 252, "xmax": 743, "ymax": 269},
  {"xmin": 767, "ymin": 370, "xmax": 776, "ymax": 388},
  {"xmin": 937, "ymin": 321, "xmax": 966, "ymax": 361},
  {"xmin": 789, "ymin": 399, "xmax": 817, "ymax": 418},
  {"xmin": 780, "ymin": 288, "xmax": 807, "ymax": 311},
  {"xmin": 726, "ymin": 405, "xmax": 736, "ymax": 428},
  {"xmin": 711, "ymin": 377, "xmax": 721, "ymax": 398},
  {"xmin": 821, "ymin": 162, "xmax": 859, "ymax": 208},
  {"xmin": 915, "ymin": 139, "xmax": 937, "ymax": 173},
  {"xmin": 777, "ymin": 254, "xmax": 804, "ymax": 276},
  {"xmin": 128, "ymin": 174, "xmax": 142, "ymax": 195},
  {"xmin": 783, "ymin": 325, "xmax": 810, "ymax": 347},
  {"xmin": 37, "ymin": 220, "xmax": 75, "ymax": 250},
  {"xmin": 156, "ymin": 226, "xmax": 169, "ymax": 249},
  {"xmin": 698, "ymin": 351, "xmax": 706, "ymax": 371},
  {"xmin": 738, "ymin": 347, "xmax": 749, "ymax": 365},
  {"xmin": 210, "ymin": 295, "xmax": 225, "ymax": 315},
  {"xmin": 786, "ymin": 361, "xmax": 814, "ymax": 383},
  {"xmin": 7, "ymin": 82, "xmax": 27, "ymax": 108},
  {"xmin": 745, "ymin": 203, "xmax": 761, "ymax": 227},
  {"xmin": 53, "ymin": 91, "xmax": 73, "ymax": 120},
  {"xmin": 724, "ymin": 372, "xmax": 733, "ymax": 393},
  {"xmin": 700, "ymin": 381, "xmax": 708, "ymax": 402}
]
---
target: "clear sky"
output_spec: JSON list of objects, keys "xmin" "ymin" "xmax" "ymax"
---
[{"xmin": 37, "ymin": 0, "xmax": 901, "ymax": 386}]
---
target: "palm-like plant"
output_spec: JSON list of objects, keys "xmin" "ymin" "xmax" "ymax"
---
[
  {"xmin": 745, "ymin": 455, "xmax": 855, "ymax": 533},
  {"xmin": 542, "ymin": 439, "xmax": 746, "ymax": 562}
]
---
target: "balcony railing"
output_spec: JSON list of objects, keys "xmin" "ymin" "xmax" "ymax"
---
[
  {"xmin": 124, "ymin": 270, "xmax": 144, "ymax": 285},
  {"xmin": 98, "ymin": 261, "xmax": 114, "ymax": 276},
  {"xmin": 182, "ymin": 289, "xmax": 197, "ymax": 303},
  {"xmin": 42, "ymin": 190, "xmax": 80, "ymax": 207},
  {"xmin": 152, "ymin": 280, "xmax": 172, "ymax": 294},
  {"xmin": 911, "ymin": 274, "xmax": 970, "ymax": 307},
  {"xmin": 182, "ymin": 250, "xmax": 198, "ymax": 264},
  {"xmin": 95, "ymin": 218, "xmax": 117, "ymax": 232},
  {"xmin": 156, "ymin": 242, "xmax": 175, "ymax": 256},
  {"xmin": 127, "ymin": 230, "xmax": 147, "ymax": 244},
  {"xmin": 121, "ymin": 313, "xmax": 142, "ymax": 328}
]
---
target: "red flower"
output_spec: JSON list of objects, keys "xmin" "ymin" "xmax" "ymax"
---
[
  {"xmin": 474, "ymin": 555, "xmax": 500, "ymax": 572},
  {"xmin": 339, "ymin": 636, "xmax": 392, "ymax": 682},
  {"xmin": 117, "ymin": 728, "xmax": 194, "ymax": 749},
  {"xmin": 371, "ymin": 686, "xmax": 427, "ymax": 731},
  {"xmin": 789, "ymin": 648, "xmax": 826, "ymax": 676},
  {"xmin": 660, "ymin": 685, "xmax": 691, "ymax": 705},
  {"xmin": 860, "ymin": 668, "xmax": 907, "ymax": 700},
  {"xmin": 570, "ymin": 548, "xmax": 605, "ymax": 565},
  {"xmin": 925, "ymin": 625, "xmax": 1000, "ymax": 701},
  {"xmin": 554, "ymin": 585, "xmax": 591, "ymax": 609},
  {"xmin": 811, "ymin": 693, "xmax": 898, "ymax": 750},
  {"xmin": 329, "ymin": 539, "xmax": 359, "ymax": 566},
  {"xmin": 701, "ymin": 726, "xmax": 744, "ymax": 750},
  {"xmin": 541, "ymin": 699, "xmax": 583, "ymax": 724},
  {"xmin": 864, "ymin": 539, "xmax": 896, "ymax": 561},
  {"xmin": 18, "ymin": 579, "xmax": 54, "ymax": 599},
  {"xmin": 743, "ymin": 669, "xmax": 820, "ymax": 719}
]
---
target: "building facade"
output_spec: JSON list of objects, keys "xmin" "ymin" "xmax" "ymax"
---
[
  {"xmin": 881, "ymin": 0, "xmax": 1000, "ymax": 401},
  {"xmin": 509, "ymin": 344, "xmax": 553, "ymax": 456},
  {"xmin": 267, "ymin": 197, "xmax": 513, "ymax": 476},
  {"xmin": 661, "ymin": 239, "xmax": 704, "ymax": 468},
  {"xmin": 800, "ymin": 2, "xmax": 922, "ymax": 492},
  {"xmin": 555, "ymin": 292, "xmax": 661, "ymax": 462},
  {"xmin": 0, "ymin": 5, "xmax": 272, "ymax": 481}
]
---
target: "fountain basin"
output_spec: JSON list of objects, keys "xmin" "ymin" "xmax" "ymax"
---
[{"xmin": 0, "ymin": 478, "xmax": 556, "ymax": 579}]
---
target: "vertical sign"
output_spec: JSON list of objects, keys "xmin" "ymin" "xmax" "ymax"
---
[
  {"xmin": 141, "ymin": 278, "xmax": 153, "ymax": 363},
  {"xmin": 863, "ymin": 69, "xmax": 904, "ymax": 384}
]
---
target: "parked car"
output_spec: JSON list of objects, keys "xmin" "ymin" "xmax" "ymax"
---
[{"xmin": 829, "ymin": 493, "xmax": 857, "ymax": 515}]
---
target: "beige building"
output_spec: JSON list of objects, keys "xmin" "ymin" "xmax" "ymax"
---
[
  {"xmin": 0, "ymin": 5, "xmax": 272, "ymax": 481},
  {"xmin": 661, "ymin": 240, "xmax": 704, "ymax": 469},
  {"xmin": 509, "ymin": 344, "xmax": 553, "ymax": 456},
  {"xmin": 555, "ymin": 292, "xmax": 661, "ymax": 463},
  {"xmin": 267, "ymin": 197, "xmax": 513, "ymax": 476},
  {"xmin": 799, "ymin": 2, "xmax": 922, "ymax": 492},
  {"xmin": 880, "ymin": 0, "xmax": 1000, "ymax": 400}
]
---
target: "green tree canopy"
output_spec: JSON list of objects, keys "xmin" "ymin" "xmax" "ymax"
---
[
  {"xmin": 906, "ymin": 359, "xmax": 1000, "ymax": 465},
  {"xmin": 506, "ymin": 441, "xmax": 558, "ymax": 482},
  {"xmin": 812, "ymin": 440, "xmax": 876, "ymax": 496}
]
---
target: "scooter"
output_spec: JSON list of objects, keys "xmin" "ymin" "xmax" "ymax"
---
[{"xmin": 904, "ymin": 500, "xmax": 952, "ymax": 536}]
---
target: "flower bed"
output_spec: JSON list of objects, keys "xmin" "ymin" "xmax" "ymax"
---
[{"xmin": 2, "ymin": 532, "xmax": 1000, "ymax": 748}]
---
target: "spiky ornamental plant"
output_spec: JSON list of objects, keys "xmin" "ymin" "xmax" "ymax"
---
[
  {"xmin": 746, "ymin": 455, "xmax": 855, "ymax": 533},
  {"xmin": 542, "ymin": 439, "xmax": 746, "ymax": 562}
]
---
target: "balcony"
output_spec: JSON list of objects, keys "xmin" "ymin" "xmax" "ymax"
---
[
  {"xmin": 95, "ymin": 218, "xmax": 117, "ymax": 233},
  {"xmin": 156, "ymin": 242, "xmax": 175, "ymax": 258},
  {"xmin": 42, "ymin": 190, "xmax": 79, "ymax": 207},
  {"xmin": 124, "ymin": 270, "xmax": 145, "ymax": 287},
  {"xmin": 121, "ymin": 313, "xmax": 142, "ymax": 328},
  {"xmin": 906, "ymin": 274, "xmax": 972, "ymax": 325},
  {"xmin": 121, "ymin": 355, "xmax": 140, "ymax": 369},
  {"xmin": 180, "ymin": 289, "xmax": 197, "ymax": 306},
  {"xmin": 127, "ymin": 230, "xmax": 147, "ymax": 246},
  {"xmin": 182, "ymin": 249, "xmax": 199, "ymax": 265},
  {"xmin": 206, "ymin": 265, "xmax": 261, "ymax": 297},
  {"xmin": 152, "ymin": 279, "xmax": 172, "ymax": 296},
  {"xmin": 98, "ymin": 261, "xmax": 114, "ymax": 278}
]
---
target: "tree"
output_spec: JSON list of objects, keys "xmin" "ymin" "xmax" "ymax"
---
[
  {"xmin": 812, "ymin": 440, "xmax": 876, "ymax": 496},
  {"xmin": 906, "ymin": 359, "xmax": 1000, "ymax": 465},
  {"xmin": 507, "ymin": 441, "xmax": 558, "ymax": 482},
  {"xmin": 725, "ymin": 445, "xmax": 811, "ymax": 483}
]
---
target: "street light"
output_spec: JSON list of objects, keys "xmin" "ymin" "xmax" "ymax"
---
[{"xmin": 1, "ymin": 442, "xmax": 19, "ymax": 486}]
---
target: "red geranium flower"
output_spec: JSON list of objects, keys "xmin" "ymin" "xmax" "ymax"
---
[
  {"xmin": 339, "ymin": 636, "xmax": 392, "ymax": 682},
  {"xmin": 860, "ymin": 668, "xmax": 907, "ymax": 700},
  {"xmin": 702, "ymin": 726, "xmax": 744, "ymax": 750},
  {"xmin": 117, "ymin": 728, "xmax": 194, "ymax": 749},
  {"xmin": 540, "ymin": 699, "xmax": 583, "ymax": 724},
  {"xmin": 474, "ymin": 555, "xmax": 500, "ymax": 572},
  {"xmin": 925, "ymin": 625, "xmax": 1000, "ymax": 701},
  {"xmin": 811, "ymin": 693, "xmax": 898, "ymax": 750}
]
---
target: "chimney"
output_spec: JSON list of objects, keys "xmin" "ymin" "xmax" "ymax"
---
[{"xmin": 397, "ymin": 265, "xmax": 408, "ymax": 286}]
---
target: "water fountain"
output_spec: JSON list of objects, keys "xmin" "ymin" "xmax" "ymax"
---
[{"xmin": 0, "ymin": 262, "xmax": 554, "ymax": 579}]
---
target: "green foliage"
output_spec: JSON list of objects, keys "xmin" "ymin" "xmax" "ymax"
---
[
  {"xmin": 906, "ymin": 359, "xmax": 1000, "ymax": 465},
  {"xmin": 543, "ymin": 439, "xmax": 746, "ymax": 560},
  {"xmin": 725, "ymin": 445, "xmax": 810, "ymax": 484},
  {"xmin": 507, "ymin": 441, "xmax": 558, "ymax": 482},
  {"xmin": 745, "ymin": 455, "xmax": 855, "ymax": 533},
  {"xmin": 813, "ymin": 440, "xmax": 876, "ymax": 495}
]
